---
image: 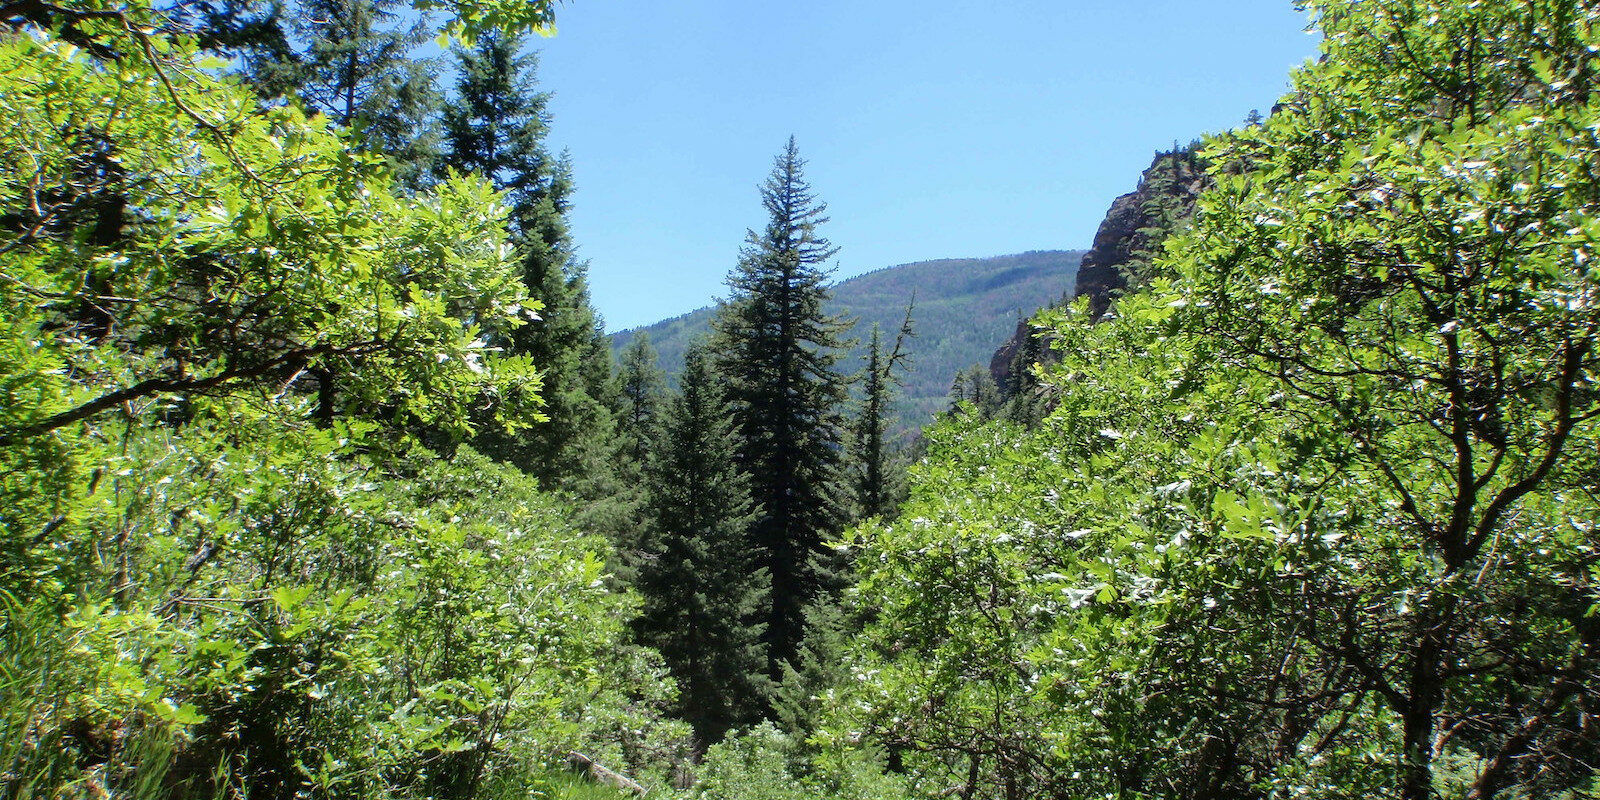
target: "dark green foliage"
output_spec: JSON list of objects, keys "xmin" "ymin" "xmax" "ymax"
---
[
  {"xmin": 436, "ymin": 31, "xmax": 619, "ymax": 507},
  {"xmin": 252, "ymin": 0, "xmax": 441, "ymax": 186},
  {"xmin": 615, "ymin": 332, "xmax": 667, "ymax": 466},
  {"xmin": 945, "ymin": 363, "xmax": 1000, "ymax": 418},
  {"xmin": 603, "ymin": 333, "xmax": 665, "ymax": 574},
  {"xmin": 712, "ymin": 138, "xmax": 853, "ymax": 679},
  {"xmin": 771, "ymin": 602, "xmax": 854, "ymax": 746},
  {"xmin": 850, "ymin": 317, "xmax": 913, "ymax": 521},
  {"xmin": 635, "ymin": 344, "xmax": 770, "ymax": 744},
  {"xmin": 996, "ymin": 322, "xmax": 1051, "ymax": 425},
  {"xmin": 169, "ymin": 0, "xmax": 292, "ymax": 63},
  {"xmin": 438, "ymin": 31, "xmax": 566, "ymax": 231}
]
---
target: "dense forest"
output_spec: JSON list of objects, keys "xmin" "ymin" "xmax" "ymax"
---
[{"xmin": 2, "ymin": 1, "xmax": 1597, "ymax": 799}]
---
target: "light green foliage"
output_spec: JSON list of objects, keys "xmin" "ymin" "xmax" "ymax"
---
[
  {"xmin": 3, "ymin": 412, "xmax": 658, "ymax": 797},
  {"xmin": 689, "ymin": 724, "xmax": 808, "ymax": 800},
  {"xmin": 838, "ymin": 1, "xmax": 1600, "ymax": 798},
  {"xmin": 0, "ymin": 1, "xmax": 684, "ymax": 797},
  {"xmin": 687, "ymin": 723, "xmax": 906, "ymax": 800},
  {"xmin": 0, "ymin": 18, "xmax": 541, "ymax": 453}
]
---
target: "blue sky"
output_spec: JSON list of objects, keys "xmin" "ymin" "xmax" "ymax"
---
[{"xmin": 529, "ymin": 1, "xmax": 1321, "ymax": 332}]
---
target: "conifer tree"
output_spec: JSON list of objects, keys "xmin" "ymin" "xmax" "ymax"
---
[
  {"xmin": 851, "ymin": 309, "xmax": 913, "ymax": 521},
  {"xmin": 253, "ymin": 0, "xmax": 440, "ymax": 186},
  {"xmin": 947, "ymin": 364, "xmax": 1001, "ymax": 418},
  {"xmin": 171, "ymin": 0, "xmax": 291, "ymax": 65},
  {"xmin": 712, "ymin": 137, "xmax": 852, "ymax": 678},
  {"xmin": 615, "ymin": 333, "xmax": 667, "ymax": 465},
  {"xmin": 635, "ymin": 343, "xmax": 769, "ymax": 743},
  {"xmin": 438, "ymin": 31, "xmax": 562, "ymax": 226},
  {"xmin": 606, "ymin": 333, "xmax": 666, "ymax": 567},
  {"xmin": 436, "ymin": 32, "xmax": 617, "ymax": 500}
]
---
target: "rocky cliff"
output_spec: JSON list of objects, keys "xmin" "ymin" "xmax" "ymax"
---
[{"xmin": 987, "ymin": 145, "xmax": 1210, "ymax": 404}]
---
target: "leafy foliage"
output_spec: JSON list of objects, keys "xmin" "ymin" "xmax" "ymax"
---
[
  {"xmin": 0, "ymin": 2, "xmax": 688, "ymax": 799},
  {"xmin": 838, "ymin": 1, "xmax": 1600, "ymax": 798}
]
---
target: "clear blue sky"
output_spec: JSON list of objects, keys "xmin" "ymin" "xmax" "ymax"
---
[{"xmin": 530, "ymin": 1, "xmax": 1320, "ymax": 332}]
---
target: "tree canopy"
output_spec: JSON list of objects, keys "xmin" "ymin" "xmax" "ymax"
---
[{"xmin": 836, "ymin": 1, "xmax": 1600, "ymax": 797}]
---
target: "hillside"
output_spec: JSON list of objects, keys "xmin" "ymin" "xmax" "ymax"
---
[{"xmin": 611, "ymin": 250, "xmax": 1086, "ymax": 434}]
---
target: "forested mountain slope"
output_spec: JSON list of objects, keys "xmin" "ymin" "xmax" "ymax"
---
[{"xmin": 612, "ymin": 250, "xmax": 1084, "ymax": 433}]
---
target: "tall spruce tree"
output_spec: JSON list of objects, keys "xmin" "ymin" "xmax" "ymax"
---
[
  {"xmin": 712, "ymin": 137, "xmax": 852, "ymax": 679},
  {"xmin": 437, "ymin": 32, "xmax": 618, "ymax": 501},
  {"xmin": 635, "ymin": 343, "xmax": 769, "ymax": 743},
  {"xmin": 253, "ymin": 0, "xmax": 439, "ymax": 186},
  {"xmin": 438, "ymin": 31, "xmax": 562, "ymax": 226}
]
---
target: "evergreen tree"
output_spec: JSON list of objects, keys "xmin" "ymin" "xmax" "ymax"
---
[
  {"xmin": 851, "ymin": 309, "xmax": 913, "ymax": 521},
  {"xmin": 253, "ymin": 0, "xmax": 440, "ymax": 186},
  {"xmin": 170, "ymin": 0, "xmax": 292, "ymax": 65},
  {"xmin": 606, "ymin": 332, "xmax": 667, "ymax": 568},
  {"xmin": 438, "ymin": 31, "xmax": 562, "ymax": 226},
  {"xmin": 998, "ymin": 325, "xmax": 1050, "ymax": 425},
  {"xmin": 635, "ymin": 343, "xmax": 769, "ymax": 744},
  {"xmin": 712, "ymin": 137, "xmax": 852, "ymax": 679},
  {"xmin": 615, "ymin": 333, "xmax": 667, "ymax": 465},
  {"xmin": 947, "ymin": 363, "xmax": 1000, "ymax": 418},
  {"xmin": 436, "ymin": 32, "xmax": 618, "ymax": 502}
]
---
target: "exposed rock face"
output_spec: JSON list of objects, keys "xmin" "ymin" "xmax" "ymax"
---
[
  {"xmin": 988, "ymin": 146, "xmax": 1210, "ymax": 393},
  {"xmin": 1072, "ymin": 147, "xmax": 1209, "ymax": 317}
]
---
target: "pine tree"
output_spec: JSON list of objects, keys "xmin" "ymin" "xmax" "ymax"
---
[
  {"xmin": 712, "ymin": 137, "xmax": 852, "ymax": 679},
  {"xmin": 606, "ymin": 332, "xmax": 666, "ymax": 567},
  {"xmin": 635, "ymin": 343, "xmax": 769, "ymax": 744},
  {"xmin": 437, "ymin": 31, "xmax": 562, "ymax": 227},
  {"xmin": 436, "ymin": 32, "xmax": 617, "ymax": 500},
  {"xmin": 999, "ymin": 326, "xmax": 1050, "ymax": 425},
  {"xmin": 253, "ymin": 0, "xmax": 440, "ymax": 186},
  {"xmin": 171, "ymin": 0, "xmax": 291, "ymax": 65}
]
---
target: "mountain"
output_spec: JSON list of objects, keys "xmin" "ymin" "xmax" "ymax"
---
[{"xmin": 611, "ymin": 250, "xmax": 1086, "ymax": 435}]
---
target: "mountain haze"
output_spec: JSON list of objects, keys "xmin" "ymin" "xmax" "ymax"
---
[{"xmin": 612, "ymin": 250, "xmax": 1085, "ymax": 434}]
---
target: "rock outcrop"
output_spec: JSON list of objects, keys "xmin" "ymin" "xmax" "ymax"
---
[
  {"xmin": 988, "ymin": 145, "xmax": 1210, "ymax": 394},
  {"xmin": 1072, "ymin": 145, "xmax": 1209, "ymax": 317}
]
